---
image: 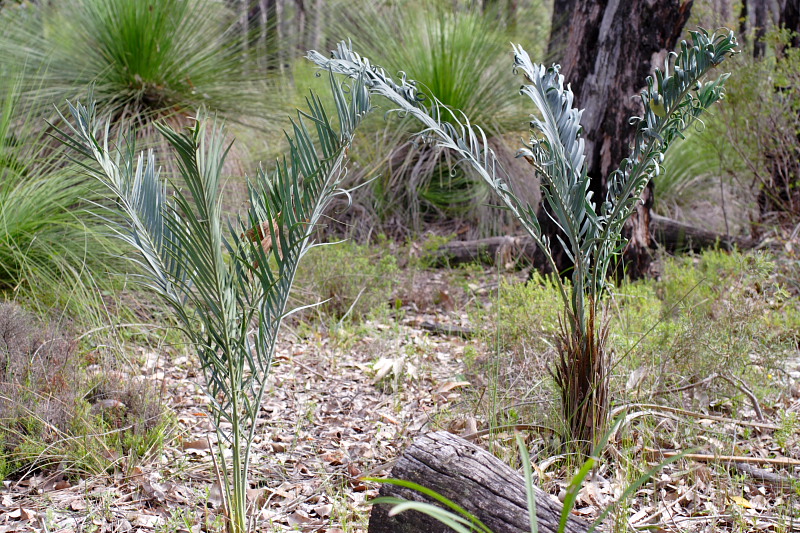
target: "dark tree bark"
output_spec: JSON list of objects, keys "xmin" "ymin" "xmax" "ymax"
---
[
  {"xmin": 739, "ymin": 0, "xmax": 799, "ymax": 55},
  {"xmin": 779, "ymin": 0, "xmax": 800, "ymax": 47},
  {"xmin": 542, "ymin": 0, "xmax": 693, "ymax": 279},
  {"xmin": 739, "ymin": 0, "xmax": 800, "ymax": 224},
  {"xmin": 368, "ymin": 431, "xmax": 590, "ymax": 533}
]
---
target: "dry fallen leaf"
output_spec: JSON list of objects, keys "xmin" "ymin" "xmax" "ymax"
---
[
  {"xmin": 436, "ymin": 380, "xmax": 471, "ymax": 394},
  {"xmin": 729, "ymin": 495, "xmax": 752, "ymax": 509}
]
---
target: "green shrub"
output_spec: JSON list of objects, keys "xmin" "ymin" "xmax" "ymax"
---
[
  {"xmin": 473, "ymin": 272, "xmax": 563, "ymax": 357},
  {"xmin": 609, "ymin": 249, "xmax": 799, "ymax": 400},
  {"xmin": 295, "ymin": 240, "xmax": 398, "ymax": 322},
  {"xmin": 0, "ymin": 302, "xmax": 168, "ymax": 479}
]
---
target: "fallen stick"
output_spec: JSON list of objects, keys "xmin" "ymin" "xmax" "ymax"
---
[
  {"xmin": 646, "ymin": 448, "xmax": 800, "ymax": 467},
  {"xmin": 733, "ymin": 461, "xmax": 797, "ymax": 487},
  {"xmin": 614, "ymin": 403, "xmax": 781, "ymax": 431},
  {"xmin": 418, "ymin": 321, "xmax": 475, "ymax": 339}
]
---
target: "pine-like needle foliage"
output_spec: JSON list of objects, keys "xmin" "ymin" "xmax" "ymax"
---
[
  {"xmin": 55, "ymin": 71, "xmax": 371, "ymax": 532},
  {"xmin": 309, "ymin": 29, "xmax": 737, "ymax": 451}
]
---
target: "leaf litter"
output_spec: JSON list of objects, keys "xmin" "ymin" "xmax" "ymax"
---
[{"xmin": 0, "ymin": 267, "xmax": 798, "ymax": 532}]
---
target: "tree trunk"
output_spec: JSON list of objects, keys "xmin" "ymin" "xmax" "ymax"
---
[
  {"xmin": 368, "ymin": 431, "xmax": 590, "ymax": 533},
  {"xmin": 740, "ymin": 0, "xmax": 800, "ymax": 224},
  {"xmin": 543, "ymin": 0, "xmax": 693, "ymax": 279}
]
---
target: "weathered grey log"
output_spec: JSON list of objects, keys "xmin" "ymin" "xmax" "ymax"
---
[
  {"xmin": 368, "ymin": 431, "xmax": 590, "ymax": 533},
  {"xmin": 429, "ymin": 235, "xmax": 539, "ymax": 268},
  {"xmin": 427, "ymin": 215, "xmax": 755, "ymax": 269},
  {"xmin": 649, "ymin": 213, "xmax": 755, "ymax": 253}
]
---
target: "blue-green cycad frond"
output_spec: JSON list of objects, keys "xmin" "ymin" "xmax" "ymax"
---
[
  {"xmin": 56, "ymin": 70, "xmax": 371, "ymax": 436},
  {"xmin": 513, "ymin": 45, "xmax": 586, "ymax": 179},
  {"xmin": 55, "ymin": 100, "xmax": 187, "ymax": 303},
  {"xmin": 513, "ymin": 45, "xmax": 596, "ymax": 287},
  {"xmin": 600, "ymin": 30, "xmax": 737, "ymax": 267},
  {"xmin": 308, "ymin": 42, "xmax": 555, "ymax": 277}
]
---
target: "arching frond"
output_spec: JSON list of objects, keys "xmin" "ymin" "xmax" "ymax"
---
[{"xmin": 55, "ymin": 70, "xmax": 371, "ymax": 533}]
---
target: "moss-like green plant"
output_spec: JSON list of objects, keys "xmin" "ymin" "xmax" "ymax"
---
[
  {"xmin": 56, "ymin": 70, "xmax": 371, "ymax": 532},
  {"xmin": 310, "ymin": 29, "xmax": 738, "ymax": 453}
]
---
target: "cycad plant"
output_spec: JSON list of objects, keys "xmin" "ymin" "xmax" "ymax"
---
[
  {"xmin": 310, "ymin": 29, "xmax": 737, "ymax": 453},
  {"xmin": 55, "ymin": 71, "xmax": 371, "ymax": 532}
]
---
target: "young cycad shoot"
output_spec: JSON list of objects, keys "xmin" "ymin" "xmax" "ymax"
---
[{"xmin": 309, "ymin": 29, "xmax": 738, "ymax": 453}]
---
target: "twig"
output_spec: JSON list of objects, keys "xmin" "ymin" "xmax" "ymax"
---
[
  {"xmin": 652, "ymin": 373, "xmax": 719, "ymax": 396},
  {"xmin": 733, "ymin": 461, "xmax": 797, "ymax": 488},
  {"xmin": 637, "ymin": 486, "xmax": 696, "ymax": 526},
  {"xmin": 460, "ymin": 423, "xmax": 556, "ymax": 441},
  {"xmin": 614, "ymin": 403, "xmax": 780, "ymax": 430},
  {"xmin": 718, "ymin": 373, "xmax": 764, "ymax": 422},
  {"xmin": 646, "ymin": 448, "xmax": 800, "ymax": 467},
  {"xmin": 418, "ymin": 321, "xmax": 474, "ymax": 339}
]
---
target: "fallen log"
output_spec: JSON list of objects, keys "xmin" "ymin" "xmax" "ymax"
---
[
  {"xmin": 649, "ymin": 213, "xmax": 755, "ymax": 253},
  {"xmin": 427, "ymin": 235, "xmax": 539, "ymax": 268},
  {"xmin": 368, "ymin": 431, "xmax": 590, "ymax": 533},
  {"xmin": 428, "ymin": 215, "xmax": 755, "ymax": 268}
]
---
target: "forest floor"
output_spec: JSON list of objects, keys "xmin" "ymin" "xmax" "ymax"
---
[{"xmin": 1, "ymin": 261, "xmax": 799, "ymax": 533}]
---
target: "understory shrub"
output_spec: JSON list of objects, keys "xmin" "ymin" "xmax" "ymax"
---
[
  {"xmin": 472, "ymin": 272, "xmax": 563, "ymax": 357},
  {"xmin": 611, "ymin": 249, "xmax": 800, "ymax": 399},
  {"xmin": 464, "ymin": 248, "xmax": 798, "ymax": 450},
  {"xmin": 295, "ymin": 240, "xmax": 398, "ymax": 322},
  {"xmin": 0, "ymin": 302, "xmax": 168, "ymax": 480}
]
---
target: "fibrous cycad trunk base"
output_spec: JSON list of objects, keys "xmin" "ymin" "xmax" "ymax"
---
[{"xmin": 554, "ymin": 307, "xmax": 609, "ymax": 456}]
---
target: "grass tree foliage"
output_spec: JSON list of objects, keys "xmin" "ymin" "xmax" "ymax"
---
[
  {"xmin": 328, "ymin": 0, "xmax": 534, "ymax": 235},
  {"xmin": 56, "ymin": 72, "xmax": 371, "ymax": 533},
  {"xmin": 0, "ymin": 74, "xmax": 118, "ymax": 320},
  {"xmin": 309, "ymin": 29, "xmax": 738, "ymax": 453},
  {"xmin": 1, "ymin": 0, "xmax": 269, "ymax": 133}
]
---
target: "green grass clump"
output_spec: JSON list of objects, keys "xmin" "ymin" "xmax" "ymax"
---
[
  {"xmin": 0, "ymin": 75, "xmax": 121, "ymax": 321},
  {"xmin": 295, "ymin": 240, "xmax": 399, "ymax": 322}
]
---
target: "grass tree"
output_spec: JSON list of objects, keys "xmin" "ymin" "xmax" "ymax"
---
[
  {"xmin": 326, "ymin": 0, "xmax": 535, "ymax": 236},
  {"xmin": 2, "ymin": 0, "xmax": 271, "ymax": 133},
  {"xmin": 55, "ymin": 71, "xmax": 371, "ymax": 532},
  {"xmin": 309, "ymin": 29, "xmax": 738, "ymax": 453},
  {"xmin": 0, "ymin": 74, "xmax": 119, "ymax": 320}
]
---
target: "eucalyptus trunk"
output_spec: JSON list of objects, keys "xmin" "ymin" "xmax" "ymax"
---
[{"xmin": 542, "ymin": 0, "xmax": 693, "ymax": 279}]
